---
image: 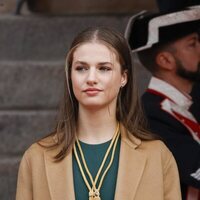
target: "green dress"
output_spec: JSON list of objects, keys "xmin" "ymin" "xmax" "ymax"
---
[{"xmin": 73, "ymin": 137, "xmax": 121, "ymax": 200}]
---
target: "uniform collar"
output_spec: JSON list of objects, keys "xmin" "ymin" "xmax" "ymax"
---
[{"xmin": 148, "ymin": 77, "xmax": 193, "ymax": 109}]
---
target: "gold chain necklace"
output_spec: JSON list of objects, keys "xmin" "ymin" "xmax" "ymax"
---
[{"xmin": 73, "ymin": 123, "xmax": 120, "ymax": 200}]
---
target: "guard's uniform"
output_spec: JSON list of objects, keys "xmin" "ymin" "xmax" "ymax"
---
[
  {"xmin": 142, "ymin": 77, "xmax": 200, "ymax": 200},
  {"xmin": 125, "ymin": 6, "xmax": 200, "ymax": 199},
  {"xmin": 190, "ymin": 83, "xmax": 200, "ymax": 122}
]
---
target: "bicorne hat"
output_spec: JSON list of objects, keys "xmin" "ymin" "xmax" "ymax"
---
[{"xmin": 125, "ymin": 6, "xmax": 200, "ymax": 52}]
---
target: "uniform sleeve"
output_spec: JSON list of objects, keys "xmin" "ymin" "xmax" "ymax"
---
[
  {"xmin": 148, "ymin": 117, "xmax": 200, "ymax": 188},
  {"xmin": 16, "ymin": 151, "xmax": 33, "ymax": 200},
  {"xmin": 163, "ymin": 152, "xmax": 182, "ymax": 200}
]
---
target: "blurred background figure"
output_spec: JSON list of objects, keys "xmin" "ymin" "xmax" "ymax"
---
[
  {"xmin": 125, "ymin": 5, "xmax": 200, "ymax": 200},
  {"xmin": 156, "ymin": 0, "xmax": 200, "ymax": 123},
  {"xmin": 156, "ymin": 2, "xmax": 200, "ymax": 198}
]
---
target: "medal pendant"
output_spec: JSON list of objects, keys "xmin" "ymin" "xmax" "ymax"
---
[
  {"xmin": 89, "ymin": 194, "xmax": 95, "ymax": 200},
  {"xmin": 89, "ymin": 189, "xmax": 101, "ymax": 200},
  {"xmin": 89, "ymin": 190, "xmax": 95, "ymax": 200},
  {"xmin": 94, "ymin": 189, "xmax": 101, "ymax": 200}
]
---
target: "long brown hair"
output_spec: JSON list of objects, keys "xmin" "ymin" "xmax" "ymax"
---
[{"xmin": 40, "ymin": 27, "xmax": 155, "ymax": 161}]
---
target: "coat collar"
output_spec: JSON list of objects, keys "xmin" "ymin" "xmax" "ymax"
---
[
  {"xmin": 44, "ymin": 147, "xmax": 75, "ymax": 200},
  {"xmin": 114, "ymin": 125, "xmax": 147, "ymax": 200},
  {"xmin": 44, "ymin": 125, "xmax": 146, "ymax": 200},
  {"xmin": 149, "ymin": 76, "xmax": 193, "ymax": 109}
]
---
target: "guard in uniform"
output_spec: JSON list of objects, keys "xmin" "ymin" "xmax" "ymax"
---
[{"xmin": 125, "ymin": 6, "xmax": 200, "ymax": 200}]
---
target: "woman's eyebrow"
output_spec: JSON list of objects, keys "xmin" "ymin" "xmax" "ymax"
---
[
  {"xmin": 97, "ymin": 62, "xmax": 113, "ymax": 66},
  {"xmin": 73, "ymin": 61, "xmax": 113, "ymax": 66},
  {"xmin": 73, "ymin": 61, "xmax": 88, "ymax": 65}
]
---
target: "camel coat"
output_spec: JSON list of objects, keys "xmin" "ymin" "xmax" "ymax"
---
[{"xmin": 16, "ymin": 126, "xmax": 181, "ymax": 200}]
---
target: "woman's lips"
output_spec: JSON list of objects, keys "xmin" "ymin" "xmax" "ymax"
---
[{"xmin": 83, "ymin": 88, "xmax": 102, "ymax": 96}]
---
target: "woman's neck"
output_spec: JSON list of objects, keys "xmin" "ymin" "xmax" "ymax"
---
[{"xmin": 77, "ymin": 107, "xmax": 118, "ymax": 144}]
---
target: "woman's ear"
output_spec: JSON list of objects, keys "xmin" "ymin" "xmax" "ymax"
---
[
  {"xmin": 121, "ymin": 70, "xmax": 128, "ymax": 87},
  {"xmin": 156, "ymin": 51, "xmax": 176, "ymax": 70}
]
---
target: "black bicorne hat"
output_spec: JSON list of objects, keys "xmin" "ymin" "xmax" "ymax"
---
[{"xmin": 125, "ymin": 6, "xmax": 200, "ymax": 52}]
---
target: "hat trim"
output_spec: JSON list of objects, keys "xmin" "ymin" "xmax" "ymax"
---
[
  {"xmin": 124, "ymin": 10, "xmax": 147, "ymax": 43},
  {"xmin": 133, "ymin": 6, "xmax": 200, "ymax": 52}
]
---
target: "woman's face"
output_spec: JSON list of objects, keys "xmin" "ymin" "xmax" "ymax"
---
[{"xmin": 71, "ymin": 42, "xmax": 127, "ymax": 111}]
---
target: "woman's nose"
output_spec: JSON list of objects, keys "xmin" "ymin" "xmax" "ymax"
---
[{"xmin": 86, "ymin": 68, "xmax": 97, "ymax": 85}]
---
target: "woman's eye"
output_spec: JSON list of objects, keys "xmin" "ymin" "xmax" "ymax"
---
[
  {"xmin": 99, "ymin": 66, "xmax": 111, "ymax": 71},
  {"xmin": 75, "ymin": 66, "xmax": 88, "ymax": 71}
]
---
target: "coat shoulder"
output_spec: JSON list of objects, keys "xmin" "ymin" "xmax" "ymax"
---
[
  {"xmin": 140, "ymin": 139, "xmax": 169, "ymax": 150},
  {"xmin": 139, "ymin": 140, "xmax": 174, "ymax": 167},
  {"xmin": 140, "ymin": 139, "xmax": 171, "ymax": 155},
  {"xmin": 23, "ymin": 135, "xmax": 57, "ymax": 160}
]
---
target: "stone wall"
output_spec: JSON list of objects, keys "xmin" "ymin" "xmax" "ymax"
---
[
  {"xmin": 1, "ymin": 0, "xmax": 157, "ymax": 15},
  {"xmin": 0, "ymin": 0, "xmax": 15, "ymax": 14},
  {"xmin": 28, "ymin": 0, "xmax": 157, "ymax": 14}
]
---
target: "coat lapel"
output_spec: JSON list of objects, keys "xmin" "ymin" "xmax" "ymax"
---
[
  {"xmin": 115, "ymin": 126, "xmax": 147, "ymax": 200},
  {"xmin": 44, "ymin": 148, "xmax": 75, "ymax": 200}
]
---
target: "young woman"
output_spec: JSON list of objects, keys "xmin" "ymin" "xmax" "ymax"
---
[{"xmin": 16, "ymin": 27, "xmax": 181, "ymax": 200}]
